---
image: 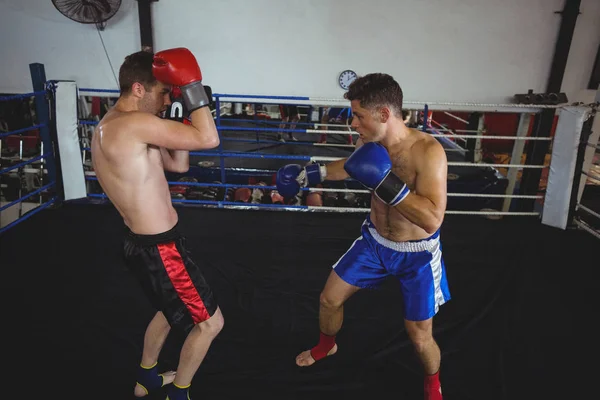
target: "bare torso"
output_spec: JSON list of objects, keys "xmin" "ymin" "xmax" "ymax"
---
[
  {"xmin": 369, "ymin": 128, "xmax": 439, "ymax": 242},
  {"xmin": 91, "ymin": 109, "xmax": 178, "ymax": 234}
]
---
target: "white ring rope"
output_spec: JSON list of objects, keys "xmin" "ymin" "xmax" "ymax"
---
[
  {"xmin": 446, "ymin": 210, "xmax": 539, "ymax": 216},
  {"xmin": 310, "ymin": 156, "xmax": 546, "ymax": 169},
  {"xmin": 212, "ymin": 96, "xmax": 585, "ymax": 112},
  {"xmin": 403, "ymin": 100, "xmax": 565, "ymax": 109},
  {"xmin": 585, "ymin": 141, "xmax": 600, "ymax": 150},
  {"xmin": 306, "ymin": 129, "xmax": 356, "ymax": 135},
  {"xmin": 573, "ymin": 218, "xmax": 600, "ymax": 240},
  {"xmin": 219, "ymin": 203, "xmax": 540, "ymax": 216},
  {"xmin": 313, "ymin": 143, "xmax": 355, "ymax": 148},
  {"xmin": 443, "ymin": 112, "xmax": 469, "ymax": 124},
  {"xmin": 287, "ymin": 128, "xmax": 553, "ymax": 141},
  {"xmin": 576, "ymin": 203, "xmax": 600, "ymax": 221},
  {"xmin": 448, "ymin": 161, "xmax": 545, "ymax": 168},
  {"xmin": 428, "ymin": 132, "xmax": 553, "ymax": 141},
  {"xmin": 307, "ymin": 187, "xmax": 542, "ymax": 199}
]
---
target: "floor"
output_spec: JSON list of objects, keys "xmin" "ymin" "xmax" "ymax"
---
[{"xmin": 1, "ymin": 203, "xmax": 597, "ymax": 400}]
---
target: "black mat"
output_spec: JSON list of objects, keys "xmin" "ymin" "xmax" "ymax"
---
[{"xmin": 1, "ymin": 203, "xmax": 596, "ymax": 400}]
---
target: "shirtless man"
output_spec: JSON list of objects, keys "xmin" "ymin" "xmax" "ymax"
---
[
  {"xmin": 275, "ymin": 73, "xmax": 451, "ymax": 400},
  {"xmin": 91, "ymin": 48, "xmax": 224, "ymax": 400}
]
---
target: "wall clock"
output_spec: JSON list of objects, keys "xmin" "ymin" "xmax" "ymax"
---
[{"xmin": 338, "ymin": 69, "xmax": 358, "ymax": 90}]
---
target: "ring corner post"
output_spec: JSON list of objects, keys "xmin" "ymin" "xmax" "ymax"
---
[
  {"xmin": 29, "ymin": 63, "xmax": 58, "ymax": 192},
  {"xmin": 541, "ymin": 106, "xmax": 590, "ymax": 230},
  {"xmin": 52, "ymin": 80, "xmax": 88, "ymax": 203}
]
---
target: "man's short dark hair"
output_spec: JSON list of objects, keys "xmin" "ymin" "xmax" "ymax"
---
[
  {"xmin": 118, "ymin": 50, "xmax": 157, "ymax": 95},
  {"xmin": 344, "ymin": 73, "xmax": 403, "ymax": 117}
]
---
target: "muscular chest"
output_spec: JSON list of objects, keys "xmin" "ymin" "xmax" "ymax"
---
[{"xmin": 390, "ymin": 151, "xmax": 417, "ymax": 189}]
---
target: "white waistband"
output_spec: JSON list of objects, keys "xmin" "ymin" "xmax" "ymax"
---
[{"xmin": 365, "ymin": 220, "xmax": 439, "ymax": 253}]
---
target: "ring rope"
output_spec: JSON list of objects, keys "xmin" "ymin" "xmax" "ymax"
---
[
  {"xmin": 85, "ymin": 176, "xmax": 542, "ymax": 200},
  {"xmin": 77, "ymin": 88, "xmax": 589, "ymax": 111},
  {"xmin": 218, "ymin": 118, "xmax": 352, "ymax": 129},
  {"xmin": 0, "ymin": 154, "xmax": 49, "ymax": 175},
  {"xmin": 442, "ymin": 112, "xmax": 469, "ymax": 124},
  {"xmin": 79, "ymin": 118, "xmax": 550, "ymax": 141},
  {"xmin": 214, "ymin": 93, "xmax": 570, "ymax": 109},
  {"xmin": 0, "ymin": 91, "xmax": 46, "ymax": 101},
  {"xmin": 0, "ymin": 196, "xmax": 57, "ymax": 235},
  {"xmin": 585, "ymin": 141, "xmax": 600, "ymax": 150},
  {"xmin": 0, "ymin": 124, "xmax": 46, "ymax": 139},
  {"xmin": 573, "ymin": 218, "xmax": 600, "ymax": 240},
  {"xmin": 576, "ymin": 203, "xmax": 600, "ymax": 221},
  {"xmin": 221, "ymin": 137, "xmax": 354, "ymax": 148},
  {"xmin": 0, "ymin": 182, "xmax": 56, "ymax": 213},
  {"xmin": 78, "ymin": 145, "xmax": 546, "ymax": 169},
  {"xmin": 86, "ymin": 192, "xmax": 541, "ymax": 216},
  {"xmin": 404, "ymin": 100, "xmax": 566, "ymax": 109}
]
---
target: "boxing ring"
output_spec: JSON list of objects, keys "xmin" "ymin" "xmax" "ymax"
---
[
  {"xmin": 76, "ymin": 90, "xmax": 571, "ymax": 218},
  {"xmin": 1, "ymin": 71, "xmax": 600, "ymax": 399}
]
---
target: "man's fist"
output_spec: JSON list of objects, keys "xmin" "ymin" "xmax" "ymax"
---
[
  {"xmin": 152, "ymin": 48, "xmax": 202, "ymax": 87},
  {"xmin": 344, "ymin": 142, "xmax": 410, "ymax": 206},
  {"xmin": 152, "ymin": 47, "xmax": 210, "ymax": 111},
  {"xmin": 275, "ymin": 163, "xmax": 327, "ymax": 199}
]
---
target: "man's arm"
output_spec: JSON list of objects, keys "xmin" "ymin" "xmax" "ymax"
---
[
  {"xmin": 133, "ymin": 107, "xmax": 220, "ymax": 151},
  {"xmin": 392, "ymin": 141, "xmax": 447, "ymax": 234},
  {"xmin": 159, "ymin": 147, "xmax": 190, "ymax": 173}
]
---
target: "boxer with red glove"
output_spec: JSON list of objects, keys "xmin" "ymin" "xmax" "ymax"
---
[
  {"xmin": 275, "ymin": 163, "xmax": 327, "ymax": 199},
  {"xmin": 92, "ymin": 49, "xmax": 222, "ymax": 400},
  {"xmin": 343, "ymin": 142, "xmax": 410, "ymax": 206},
  {"xmin": 152, "ymin": 47, "xmax": 211, "ymax": 112}
]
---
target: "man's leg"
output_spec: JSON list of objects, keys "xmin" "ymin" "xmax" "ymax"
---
[
  {"xmin": 405, "ymin": 318, "xmax": 440, "ymax": 374},
  {"xmin": 318, "ymin": 114, "xmax": 328, "ymax": 143},
  {"xmin": 277, "ymin": 117, "xmax": 288, "ymax": 141},
  {"xmin": 174, "ymin": 307, "xmax": 224, "ymax": 386},
  {"xmin": 287, "ymin": 115, "xmax": 299, "ymax": 141},
  {"xmin": 296, "ymin": 270, "xmax": 360, "ymax": 366},
  {"xmin": 405, "ymin": 318, "xmax": 443, "ymax": 400},
  {"xmin": 134, "ymin": 312, "xmax": 176, "ymax": 397}
]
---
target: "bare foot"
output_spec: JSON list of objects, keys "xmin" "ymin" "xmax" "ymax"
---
[
  {"xmin": 133, "ymin": 371, "xmax": 176, "ymax": 397},
  {"xmin": 295, "ymin": 344, "xmax": 338, "ymax": 367}
]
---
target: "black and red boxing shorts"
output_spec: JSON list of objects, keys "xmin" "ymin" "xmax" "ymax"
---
[{"xmin": 123, "ymin": 223, "xmax": 218, "ymax": 334}]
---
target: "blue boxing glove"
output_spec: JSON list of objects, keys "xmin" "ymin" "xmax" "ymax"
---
[
  {"xmin": 344, "ymin": 142, "xmax": 410, "ymax": 206},
  {"xmin": 276, "ymin": 163, "xmax": 327, "ymax": 199}
]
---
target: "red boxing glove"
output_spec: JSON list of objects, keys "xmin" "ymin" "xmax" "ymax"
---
[{"xmin": 152, "ymin": 47, "xmax": 210, "ymax": 111}]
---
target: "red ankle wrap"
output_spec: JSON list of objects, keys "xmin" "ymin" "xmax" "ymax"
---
[
  {"xmin": 424, "ymin": 371, "xmax": 442, "ymax": 400},
  {"xmin": 310, "ymin": 332, "xmax": 336, "ymax": 361}
]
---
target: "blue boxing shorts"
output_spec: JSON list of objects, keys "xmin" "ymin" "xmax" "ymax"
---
[{"xmin": 332, "ymin": 216, "xmax": 451, "ymax": 321}]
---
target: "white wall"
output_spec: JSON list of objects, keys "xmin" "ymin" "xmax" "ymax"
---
[{"xmin": 0, "ymin": 0, "xmax": 598, "ymax": 104}]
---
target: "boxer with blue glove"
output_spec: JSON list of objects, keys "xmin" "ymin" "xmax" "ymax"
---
[{"xmin": 294, "ymin": 73, "xmax": 450, "ymax": 400}]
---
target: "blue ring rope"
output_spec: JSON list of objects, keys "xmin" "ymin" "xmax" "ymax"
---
[
  {"xmin": 189, "ymin": 151, "xmax": 311, "ymax": 161},
  {"xmin": 0, "ymin": 154, "xmax": 48, "ymax": 175},
  {"xmin": 79, "ymin": 120, "xmax": 98, "ymax": 126},
  {"xmin": 86, "ymin": 176, "xmax": 283, "ymax": 191},
  {"xmin": 213, "ymin": 93, "xmax": 310, "ymax": 101},
  {"xmin": 219, "ymin": 118, "xmax": 323, "ymax": 127},
  {"xmin": 0, "ymin": 124, "xmax": 47, "ymax": 139},
  {"xmin": 0, "ymin": 91, "xmax": 46, "ymax": 102},
  {"xmin": 0, "ymin": 196, "xmax": 57, "ymax": 235},
  {"xmin": 0, "ymin": 182, "xmax": 56, "ymax": 213},
  {"xmin": 79, "ymin": 147, "xmax": 311, "ymax": 160},
  {"xmin": 86, "ymin": 193, "xmax": 308, "ymax": 210},
  {"xmin": 79, "ymin": 88, "xmax": 119, "ymax": 94}
]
